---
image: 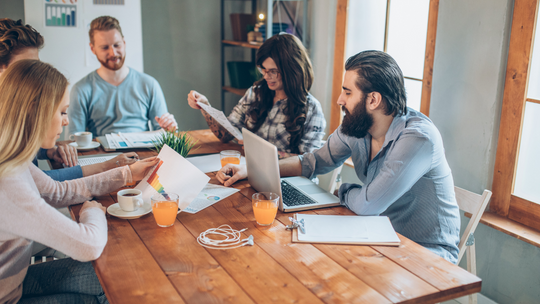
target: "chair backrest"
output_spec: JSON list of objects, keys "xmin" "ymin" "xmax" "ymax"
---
[
  {"xmin": 455, "ymin": 186, "xmax": 492, "ymax": 264},
  {"xmin": 317, "ymin": 165, "xmax": 344, "ymax": 193}
]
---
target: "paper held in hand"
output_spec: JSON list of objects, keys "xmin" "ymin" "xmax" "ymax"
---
[
  {"xmin": 196, "ymin": 101, "xmax": 243, "ymax": 141},
  {"xmin": 135, "ymin": 144, "xmax": 210, "ymax": 212}
]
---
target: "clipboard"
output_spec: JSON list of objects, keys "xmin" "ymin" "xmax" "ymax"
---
[{"xmin": 290, "ymin": 213, "xmax": 401, "ymax": 246}]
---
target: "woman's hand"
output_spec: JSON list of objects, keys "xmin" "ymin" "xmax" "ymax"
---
[
  {"xmin": 187, "ymin": 90, "xmax": 209, "ymax": 110},
  {"xmin": 103, "ymin": 152, "xmax": 139, "ymax": 170},
  {"xmin": 80, "ymin": 200, "xmax": 106, "ymax": 214},
  {"xmin": 129, "ymin": 157, "xmax": 160, "ymax": 182},
  {"xmin": 216, "ymin": 164, "xmax": 248, "ymax": 187},
  {"xmin": 47, "ymin": 144, "xmax": 79, "ymax": 167}
]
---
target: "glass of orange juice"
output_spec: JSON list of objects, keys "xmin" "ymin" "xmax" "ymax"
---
[
  {"xmin": 220, "ymin": 150, "xmax": 241, "ymax": 167},
  {"xmin": 252, "ymin": 192, "xmax": 279, "ymax": 226},
  {"xmin": 151, "ymin": 193, "xmax": 179, "ymax": 227}
]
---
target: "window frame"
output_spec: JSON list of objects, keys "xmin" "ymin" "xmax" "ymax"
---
[
  {"xmin": 491, "ymin": 0, "xmax": 540, "ymax": 231},
  {"xmin": 329, "ymin": 0, "xmax": 440, "ymax": 133}
]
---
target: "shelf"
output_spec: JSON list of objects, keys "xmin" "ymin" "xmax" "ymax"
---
[
  {"xmin": 223, "ymin": 86, "xmax": 248, "ymax": 96},
  {"xmin": 222, "ymin": 40, "xmax": 261, "ymax": 49}
]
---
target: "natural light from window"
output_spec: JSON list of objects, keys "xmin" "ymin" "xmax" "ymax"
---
[
  {"xmin": 345, "ymin": 0, "xmax": 429, "ymax": 112},
  {"xmin": 514, "ymin": 102, "xmax": 540, "ymax": 203},
  {"xmin": 514, "ymin": 11, "xmax": 540, "ymax": 204}
]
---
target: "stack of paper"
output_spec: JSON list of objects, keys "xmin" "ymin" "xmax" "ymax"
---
[
  {"xmin": 293, "ymin": 214, "xmax": 401, "ymax": 246},
  {"xmin": 105, "ymin": 130, "xmax": 165, "ymax": 149},
  {"xmin": 78, "ymin": 155, "xmax": 118, "ymax": 166}
]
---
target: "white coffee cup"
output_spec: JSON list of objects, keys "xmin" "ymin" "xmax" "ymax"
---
[
  {"xmin": 117, "ymin": 189, "xmax": 144, "ymax": 212},
  {"xmin": 69, "ymin": 131, "xmax": 92, "ymax": 147}
]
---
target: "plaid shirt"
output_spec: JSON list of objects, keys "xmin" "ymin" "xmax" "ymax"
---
[{"xmin": 228, "ymin": 87, "xmax": 326, "ymax": 153}]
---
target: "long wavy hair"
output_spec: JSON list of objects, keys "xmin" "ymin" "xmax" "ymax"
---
[
  {"xmin": 0, "ymin": 60, "xmax": 68, "ymax": 178},
  {"xmin": 248, "ymin": 34, "xmax": 314, "ymax": 153},
  {"xmin": 0, "ymin": 18, "xmax": 44, "ymax": 68}
]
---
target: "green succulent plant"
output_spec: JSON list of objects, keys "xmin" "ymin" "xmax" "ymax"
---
[{"xmin": 152, "ymin": 130, "xmax": 198, "ymax": 157}]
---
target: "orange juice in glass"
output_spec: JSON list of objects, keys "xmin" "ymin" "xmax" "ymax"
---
[
  {"xmin": 252, "ymin": 192, "xmax": 279, "ymax": 226},
  {"xmin": 220, "ymin": 150, "xmax": 241, "ymax": 167},
  {"xmin": 151, "ymin": 193, "xmax": 179, "ymax": 227}
]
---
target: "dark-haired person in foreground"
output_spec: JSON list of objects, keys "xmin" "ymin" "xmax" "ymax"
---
[
  {"xmin": 217, "ymin": 50, "xmax": 461, "ymax": 263},
  {"xmin": 188, "ymin": 33, "xmax": 325, "ymax": 157}
]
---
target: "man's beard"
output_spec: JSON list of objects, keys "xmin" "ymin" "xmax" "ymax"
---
[
  {"xmin": 98, "ymin": 54, "xmax": 125, "ymax": 71},
  {"xmin": 341, "ymin": 94, "xmax": 374, "ymax": 139}
]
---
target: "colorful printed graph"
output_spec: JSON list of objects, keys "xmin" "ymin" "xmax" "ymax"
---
[
  {"xmin": 45, "ymin": 3, "xmax": 77, "ymax": 27},
  {"xmin": 147, "ymin": 160, "xmax": 170, "ymax": 199}
]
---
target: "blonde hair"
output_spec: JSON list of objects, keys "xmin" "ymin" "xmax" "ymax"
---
[
  {"xmin": 0, "ymin": 60, "xmax": 67, "ymax": 178},
  {"xmin": 89, "ymin": 16, "xmax": 123, "ymax": 45}
]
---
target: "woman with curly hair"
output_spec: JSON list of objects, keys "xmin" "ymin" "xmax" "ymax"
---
[
  {"xmin": 188, "ymin": 33, "xmax": 326, "ymax": 156},
  {"xmin": 0, "ymin": 18, "xmax": 43, "ymax": 73}
]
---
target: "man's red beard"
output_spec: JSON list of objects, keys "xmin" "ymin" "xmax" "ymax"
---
[{"xmin": 98, "ymin": 55, "xmax": 125, "ymax": 71}]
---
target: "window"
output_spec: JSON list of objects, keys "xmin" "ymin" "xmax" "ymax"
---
[
  {"xmin": 491, "ymin": 0, "xmax": 540, "ymax": 230},
  {"xmin": 329, "ymin": 0, "xmax": 439, "ymax": 133}
]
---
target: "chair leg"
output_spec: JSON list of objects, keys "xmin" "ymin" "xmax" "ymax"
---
[
  {"xmin": 466, "ymin": 243, "xmax": 478, "ymax": 304},
  {"xmin": 466, "ymin": 243, "xmax": 476, "ymax": 275}
]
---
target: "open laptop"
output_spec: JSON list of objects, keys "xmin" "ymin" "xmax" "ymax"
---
[{"xmin": 243, "ymin": 128, "xmax": 340, "ymax": 212}]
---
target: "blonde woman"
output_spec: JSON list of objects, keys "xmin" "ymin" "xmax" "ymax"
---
[
  {"xmin": 0, "ymin": 18, "xmax": 140, "ymax": 182},
  {"xmin": 0, "ymin": 60, "xmax": 158, "ymax": 303}
]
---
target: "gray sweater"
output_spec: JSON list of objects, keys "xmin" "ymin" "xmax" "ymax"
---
[{"xmin": 0, "ymin": 163, "xmax": 131, "ymax": 303}]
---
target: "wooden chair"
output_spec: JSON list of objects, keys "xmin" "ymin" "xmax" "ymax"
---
[
  {"xmin": 317, "ymin": 165, "xmax": 343, "ymax": 194},
  {"xmin": 455, "ymin": 186, "xmax": 492, "ymax": 304}
]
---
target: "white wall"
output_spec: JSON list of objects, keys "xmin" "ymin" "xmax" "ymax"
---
[
  {"xmin": 309, "ymin": 0, "xmax": 337, "ymax": 136},
  {"xmin": 430, "ymin": 0, "xmax": 510, "ymax": 194}
]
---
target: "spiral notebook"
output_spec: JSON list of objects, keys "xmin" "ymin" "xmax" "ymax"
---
[{"xmin": 291, "ymin": 214, "xmax": 401, "ymax": 246}]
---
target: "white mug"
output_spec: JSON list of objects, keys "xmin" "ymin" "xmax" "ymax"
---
[
  {"xmin": 117, "ymin": 189, "xmax": 144, "ymax": 212},
  {"xmin": 69, "ymin": 131, "xmax": 92, "ymax": 147}
]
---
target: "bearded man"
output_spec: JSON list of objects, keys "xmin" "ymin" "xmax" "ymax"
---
[
  {"xmin": 216, "ymin": 50, "xmax": 461, "ymax": 263},
  {"xmin": 68, "ymin": 16, "xmax": 177, "ymax": 137}
]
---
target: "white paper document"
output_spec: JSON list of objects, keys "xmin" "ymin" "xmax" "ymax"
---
[
  {"xmin": 184, "ymin": 183, "xmax": 240, "ymax": 214},
  {"xmin": 105, "ymin": 130, "xmax": 164, "ymax": 149},
  {"xmin": 197, "ymin": 101, "xmax": 243, "ymax": 140},
  {"xmin": 135, "ymin": 145, "xmax": 210, "ymax": 211},
  {"xmin": 296, "ymin": 214, "xmax": 400, "ymax": 245},
  {"xmin": 187, "ymin": 154, "xmax": 246, "ymax": 173},
  {"xmin": 78, "ymin": 155, "xmax": 117, "ymax": 166}
]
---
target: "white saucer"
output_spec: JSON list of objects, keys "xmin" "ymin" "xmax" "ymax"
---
[
  {"xmin": 69, "ymin": 141, "xmax": 101, "ymax": 150},
  {"xmin": 107, "ymin": 201, "xmax": 152, "ymax": 219}
]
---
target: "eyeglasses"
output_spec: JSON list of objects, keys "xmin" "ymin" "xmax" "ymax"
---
[{"xmin": 257, "ymin": 67, "xmax": 280, "ymax": 79}]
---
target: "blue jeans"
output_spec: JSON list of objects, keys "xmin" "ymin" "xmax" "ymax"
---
[{"xmin": 18, "ymin": 258, "xmax": 108, "ymax": 304}]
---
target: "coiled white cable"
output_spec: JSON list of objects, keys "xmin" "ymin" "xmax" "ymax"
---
[{"xmin": 197, "ymin": 224, "xmax": 254, "ymax": 250}]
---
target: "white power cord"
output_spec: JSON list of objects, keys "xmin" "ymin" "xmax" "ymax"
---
[{"xmin": 197, "ymin": 224, "xmax": 254, "ymax": 250}]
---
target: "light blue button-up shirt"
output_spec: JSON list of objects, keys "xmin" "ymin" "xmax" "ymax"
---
[
  {"xmin": 68, "ymin": 68, "xmax": 168, "ymax": 137},
  {"xmin": 299, "ymin": 108, "xmax": 460, "ymax": 263}
]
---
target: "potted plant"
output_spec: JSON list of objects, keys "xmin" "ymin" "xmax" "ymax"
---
[{"xmin": 152, "ymin": 130, "xmax": 198, "ymax": 157}]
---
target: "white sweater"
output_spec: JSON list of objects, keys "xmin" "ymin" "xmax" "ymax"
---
[{"xmin": 0, "ymin": 162, "xmax": 131, "ymax": 303}]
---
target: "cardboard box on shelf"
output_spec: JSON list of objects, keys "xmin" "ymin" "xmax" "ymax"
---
[{"xmin": 230, "ymin": 13, "xmax": 257, "ymax": 41}]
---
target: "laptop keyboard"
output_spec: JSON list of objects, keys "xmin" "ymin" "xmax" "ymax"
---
[{"xmin": 281, "ymin": 180, "xmax": 318, "ymax": 207}]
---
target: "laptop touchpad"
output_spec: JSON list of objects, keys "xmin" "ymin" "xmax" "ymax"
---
[{"xmin": 298, "ymin": 184, "xmax": 326, "ymax": 195}]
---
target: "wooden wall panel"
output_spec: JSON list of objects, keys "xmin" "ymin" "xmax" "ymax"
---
[
  {"xmin": 329, "ymin": 0, "xmax": 349, "ymax": 134},
  {"xmin": 491, "ymin": 0, "xmax": 539, "ymax": 216}
]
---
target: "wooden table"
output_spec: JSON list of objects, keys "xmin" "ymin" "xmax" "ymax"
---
[{"xmin": 68, "ymin": 129, "xmax": 481, "ymax": 304}]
